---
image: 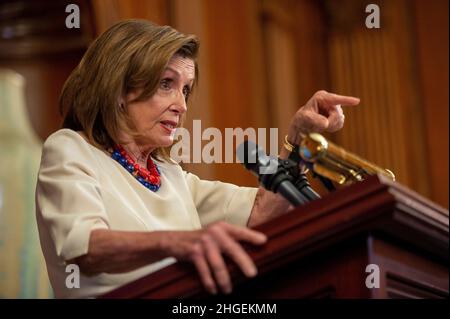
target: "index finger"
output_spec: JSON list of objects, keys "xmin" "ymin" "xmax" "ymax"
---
[
  {"xmin": 317, "ymin": 91, "xmax": 360, "ymax": 106},
  {"xmin": 222, "ymin": 223, "xmax": 267, "ymax": 245}
]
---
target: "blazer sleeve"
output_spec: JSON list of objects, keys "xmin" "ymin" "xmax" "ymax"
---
[
  {"xmin": 184, "ymin": 171, "xmax": 258, "ymax": 227},
  {"xmin": 35, "ymin": 131, "xmax": 109, "ymax": 262}
]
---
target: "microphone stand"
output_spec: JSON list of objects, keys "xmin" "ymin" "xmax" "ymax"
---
[
  {"xmin": 258, "ymin": 157, "xmax": 309, "ymax": 207},
  {"xmin": 275, "ymin": 158, "xmax": 321, "ymax": 202}
]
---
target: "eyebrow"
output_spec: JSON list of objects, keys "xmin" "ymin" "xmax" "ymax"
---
[{"xmin": 165, "ymin": 67, "xmax": 195, "ymax": 83}]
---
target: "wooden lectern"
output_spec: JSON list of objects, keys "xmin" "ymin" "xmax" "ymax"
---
[{"xmin": 101, "ymin": 175, "xmax": 449, "ymax": 298}]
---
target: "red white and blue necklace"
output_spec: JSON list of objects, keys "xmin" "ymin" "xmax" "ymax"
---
[{"xmin": 110, "ymin": 145, "xmax": 161, "ymax": 192}]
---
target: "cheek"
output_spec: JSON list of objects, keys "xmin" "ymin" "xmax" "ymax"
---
[{"xmin": 128, "ymin": 101, "xmax": 164, "ymax": 130}]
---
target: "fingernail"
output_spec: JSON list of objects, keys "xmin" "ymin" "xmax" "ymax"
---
[
  {"xmin": 259, "ymin": 234, "xmax": 268, "ymax": 243},
  {"xmin": 248, "ymin": 266, "xmax": 257, "ymax": 277}
]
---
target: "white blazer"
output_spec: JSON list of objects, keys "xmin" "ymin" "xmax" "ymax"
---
[{"xmin": 35, "ymin": 129, "xmax": 257, "ymax": 298}]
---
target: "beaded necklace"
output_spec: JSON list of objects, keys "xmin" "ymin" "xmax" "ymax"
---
[{"xmin": 110, "ymin": 145, "xmax": 161, "ymax": 192}]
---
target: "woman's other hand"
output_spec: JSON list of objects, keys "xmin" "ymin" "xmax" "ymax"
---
[{"xmin": 163, "ymin": 221, "xmax": 267, "ymax": 295}]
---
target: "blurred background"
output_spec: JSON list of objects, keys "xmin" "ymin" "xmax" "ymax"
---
[{"xmin": 0, "ymin": 0, "xmax": 448, "ymax": 298}]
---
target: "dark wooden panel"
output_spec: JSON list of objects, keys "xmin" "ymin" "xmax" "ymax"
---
[
  {"xmin": 369, "ymin": 236, "xmax": 448, "ymax": 299},
  {"xmin": 0, "ymin": 0, "xmax": 93, "ymax": 59},
  {"xmin": 412, "ymin": 0, "xmax": 449, "ymax": 208},
  {"xmin": 226, "ymin": 236, "xmax": 371, "ymax": 298}
]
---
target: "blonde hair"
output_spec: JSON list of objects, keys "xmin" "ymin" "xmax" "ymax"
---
[{"xmin": 60, "ymin": 19, "xmax": 199, "ymax": 160}]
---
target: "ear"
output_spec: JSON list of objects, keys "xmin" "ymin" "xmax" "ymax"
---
[{"xmin": 118, "ymin": 96, "xmax": 126, "ymax": 110}]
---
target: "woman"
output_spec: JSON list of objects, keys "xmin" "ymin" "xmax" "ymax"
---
[{"xmin": 35, "ymin": 19, "xmax": 359, "ymax": 298}]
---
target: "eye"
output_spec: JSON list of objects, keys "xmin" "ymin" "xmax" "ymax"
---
[{"xmin": 160, "ymin": 78, "xmax": 172, "ymax": 90}]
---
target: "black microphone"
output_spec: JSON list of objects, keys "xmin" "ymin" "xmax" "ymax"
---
[
  {"xmin": 236, "ymin": 140, "xmax": 309, "ymax": 207},
  {"xmin": 293, "ymin": 173, "xmax": 321, "ymax": 201}
]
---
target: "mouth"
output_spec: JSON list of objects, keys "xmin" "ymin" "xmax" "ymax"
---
[{"xmin": 160, "ymin": 120, "xmax": 178, "ymax": 133}]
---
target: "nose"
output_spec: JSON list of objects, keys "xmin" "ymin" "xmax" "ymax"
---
[{"xmin": 170, "ymin": 90, "xmax": 187, "ymax": 114}]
